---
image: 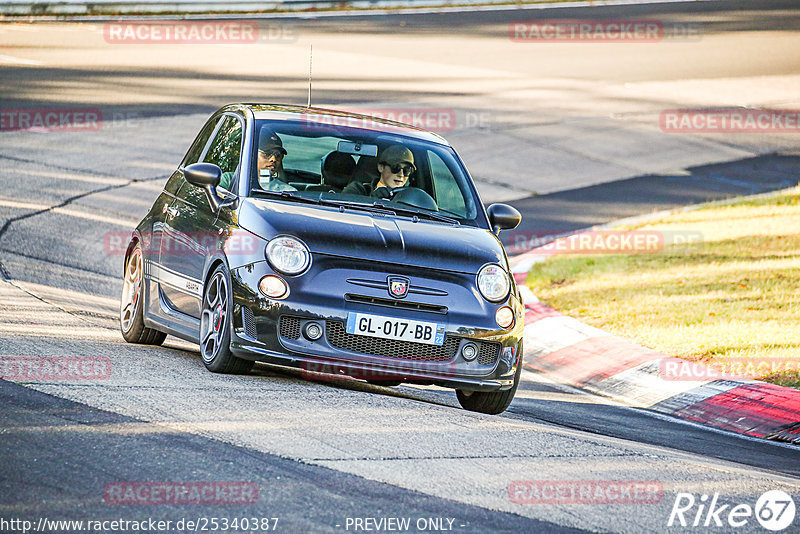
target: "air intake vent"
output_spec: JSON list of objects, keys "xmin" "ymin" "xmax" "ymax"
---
[
  {"xmin": 279, "ymin": 316, "xmax": 302, "ymax": 340},
  {"xmin": 242, "ymin": 307, "xmax": 258, "ymax": 340},
  {"xmin": 478, "ymin": 340, "xmax": 502, "ymax": 365},
  {"xmin": 326, "ymin": 320, "xmax": 456, "ymax": 361}
]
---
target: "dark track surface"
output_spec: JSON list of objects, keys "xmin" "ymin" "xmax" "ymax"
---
[
  {"xmin": 0, "ymin": 379, "xmax": 580, "ymax": 533},
  {"xmin": 503, "ymin": 153, "xmax": 800, "ymax": 247}
]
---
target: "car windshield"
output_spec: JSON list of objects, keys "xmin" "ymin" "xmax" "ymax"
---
[{"xmin": 248, "ymin": 119, "xmax": 485, "ymax": 227}]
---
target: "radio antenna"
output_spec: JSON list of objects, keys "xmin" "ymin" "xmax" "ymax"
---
[{"xmin": 307, "ymin": 44, "xmax": 313, "ymax": 108}]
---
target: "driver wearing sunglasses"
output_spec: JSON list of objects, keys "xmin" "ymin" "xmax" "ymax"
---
[
  {"xmin": 256, "ymin": 128, "xmax": 298, "ymax": 192},
  {"xmin": 343, "ymin": 144, "xmax": 415, "ymax": 198}
]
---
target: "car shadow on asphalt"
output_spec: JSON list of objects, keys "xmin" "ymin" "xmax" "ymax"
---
[{"xmin": 251, "ymin": 361, "xmax": 463, "ymax": 408}]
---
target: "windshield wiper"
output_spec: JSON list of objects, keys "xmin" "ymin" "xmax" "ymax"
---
[
  {"xmin": 314, "ymin": 198, "xmax": 396, "ymax": 217},
  {"xmin": 251, "ymin": 190, "xmax": 398, "ymax": 217},
  {"xmin": 370, "ymin": 202, "xmax": 460, "ymax": 225},
  {"xmin": 250, "ymin": 189, "xmax": 321, "ymax": 205}
]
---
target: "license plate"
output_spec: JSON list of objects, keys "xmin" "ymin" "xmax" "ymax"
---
[{"xmin": 346, "ymin": 312, "xmax": 445, "ymax": 346}]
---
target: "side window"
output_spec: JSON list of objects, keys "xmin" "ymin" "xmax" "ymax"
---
[
  {"xmin": 204, "ymin": 116, "xmax": 243, "ymax": 175},
  {"xmin": 428, "ymin": 151, "xmax": 468, "ymax": 218},
  {"xmin": 183, "ymin": 116, "xmax": 221, "ymax": 167},
  {"xmin": 168, "ymin": 116, "xmax": 222, "ymax": 196}
]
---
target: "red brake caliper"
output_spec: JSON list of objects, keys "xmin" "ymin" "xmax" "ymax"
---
[{"xmin": 214, "ymin": 305, "xmax": 223, "ymax": 332}]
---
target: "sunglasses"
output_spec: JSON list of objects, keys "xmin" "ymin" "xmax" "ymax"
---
[
  {"xmin": 382, "ymin": 162, "xmax": 415, "ymax": 176},
  {"xmin": 259, "ymin": 149, "xmax": 284, "ymax": 159}
]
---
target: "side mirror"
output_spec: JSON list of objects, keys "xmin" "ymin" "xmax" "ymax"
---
[
  {"xmin": 185, "ymin": 162, "xmax": 221, "ymax": 188},
  {"xmin": 487, "ymin": 203, "xmax": 521, "ymax": 235},
  {"xmin": 184, "ymin": 163, "xmax": 234, "ymax": 212}
]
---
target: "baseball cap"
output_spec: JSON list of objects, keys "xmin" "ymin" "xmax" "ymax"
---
[
  {"xmin": 379, "ymin": 144, "xmax": 414, "ymax": 168},
  {"xmin": 258, "ymin": 127, "xmax": 287, "ymax": 155}
]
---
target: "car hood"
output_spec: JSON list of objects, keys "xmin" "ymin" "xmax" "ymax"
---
[{"xmin": 239, "ymin": 198, "xmax": 506, "ymax": 274}]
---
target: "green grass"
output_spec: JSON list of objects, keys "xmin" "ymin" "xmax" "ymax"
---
[{"xmin": 525, "ymin": 188, "xmax": 800, "ymax": 388}]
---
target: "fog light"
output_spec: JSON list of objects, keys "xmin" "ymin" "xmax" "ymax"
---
[
  {"xmin": 461, "ymin": 342, "xmax": 478, "ymax": 361},
  {"xmin": 259, "ymin": 275, "xmax": 288, "ymax": 299},
  {"xmin": 496, "ymin": 306, "xmax": 515, "ymax": 329},
  {"xmin": 303, "ymin": 322, "xmax": 323, "ymax": 341}
]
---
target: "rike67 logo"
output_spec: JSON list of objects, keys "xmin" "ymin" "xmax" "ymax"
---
[{"xmin": 669, "ymin": 490, "xmax": 796, "ymax": 531}]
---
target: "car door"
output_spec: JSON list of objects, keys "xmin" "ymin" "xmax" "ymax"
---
[
  {"xmin": 158, "ymin": 114, "xmax": 244, "ymax": 319},
  {"xmin": 148, "ymin": 115, "xmax": 219, "ymax": 319}
]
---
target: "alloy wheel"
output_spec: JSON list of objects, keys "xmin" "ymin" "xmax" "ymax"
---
[
  {"xmin": 120, "ymin": 248, "xmax": 142, "ymax": 333},
  {"xmin": 200, "ymin": 271, "xmax": 228, "ymax": 363}
]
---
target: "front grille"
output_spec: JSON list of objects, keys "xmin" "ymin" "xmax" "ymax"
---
[
  {"xmin": 344, "ymin": 294, "xmax": 447, "ymax": 314},
  {"xmin": 281, "ymin": 316, "xmax": 502, "ymax": 366},
  {"xmin": 478, "ymin": 341, "xmax": 502, "ymax": 365},
  {"xmin": 279, "ymin": 315, "xmax": 301, "ymax": 340},
  {"xmin": 326, "ymin": 320, "xmax": 457, "ymax": 361}
]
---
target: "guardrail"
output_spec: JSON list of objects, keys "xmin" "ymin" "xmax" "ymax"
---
[
  {"xmin": 0, "ymin": 0, "xmax": 684, "ymax": 18},
  {"xmin": 1, "ymin": 0, "xmax": 516, "ymax": 16}
]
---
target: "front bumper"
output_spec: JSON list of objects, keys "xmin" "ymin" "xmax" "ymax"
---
[{"xmin": 228, "ymin": 258, "xmax": 524, "ymax": 391}]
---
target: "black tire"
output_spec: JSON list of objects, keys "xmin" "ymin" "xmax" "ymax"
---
[
  {"xmin": 120, "ymin": 242, "xmax": 166, "ymax": 346},
  {"xmin": 199, "ymin": 263, "xmax": 254, "ymax": 374},
  {"xmin": 456, "ymin": 356, "xmax": 522, "ymax": 415}
]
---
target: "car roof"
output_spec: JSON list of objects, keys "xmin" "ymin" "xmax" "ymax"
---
[{"xmin": 225, "ymin": 103, "xmax": 451, "ymax": 146}]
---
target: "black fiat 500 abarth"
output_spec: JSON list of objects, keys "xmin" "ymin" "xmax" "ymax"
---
[{"xmin": 120, "ymin": 104, "xmax": 523, "ymax": 414}]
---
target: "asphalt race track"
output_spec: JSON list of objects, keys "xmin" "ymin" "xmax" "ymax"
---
[{"xmin": 1, "ymin": 1, "xmax": 800, "ymax": 532}]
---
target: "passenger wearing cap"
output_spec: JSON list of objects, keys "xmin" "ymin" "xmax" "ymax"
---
[
  {"xmin": 217, "ymin": 126, "xmax": 295, "ymax": 192},
  {"xmin": 342, "ymin": 144, "xmax": 415, "ymax": 198},
  {"xmin": 256, "ymin": 127, "xmax": 296, "ymax": 192}
]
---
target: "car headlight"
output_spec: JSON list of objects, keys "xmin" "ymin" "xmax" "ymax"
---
[
  {"xmin": 477, "ymin": 264, "xmax": 510, "ymax": 302},
  {"xmin": 265, "ymin": 236, "xmax": 310, "ymax": 275}
]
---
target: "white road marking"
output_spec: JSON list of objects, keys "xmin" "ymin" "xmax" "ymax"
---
[
  {"xmin": 10, "ymin": 168, "xmax": 129, "ymax": 186},
  {"xmin": 0, "ymin": 54, "xmax": 43, "ymax": 66},
  {"xmin": 0, "ymin": 198, "xmax": 46, "ymax": 211},
  {"xmin": 0, "ymin": 198, "xmax": 138, "ymax": 227},
  {"xmin": 0, "ymin": 324, "xmax": 121, "ymax": 339},
  {"xmin": 54, "ymin": 206, "xmax": 137, "ymax": 227}
]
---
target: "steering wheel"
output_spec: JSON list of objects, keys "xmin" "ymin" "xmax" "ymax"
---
[{"xmin": 386, "ymin": 187, "xmax": 438, "ymax": 211}]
